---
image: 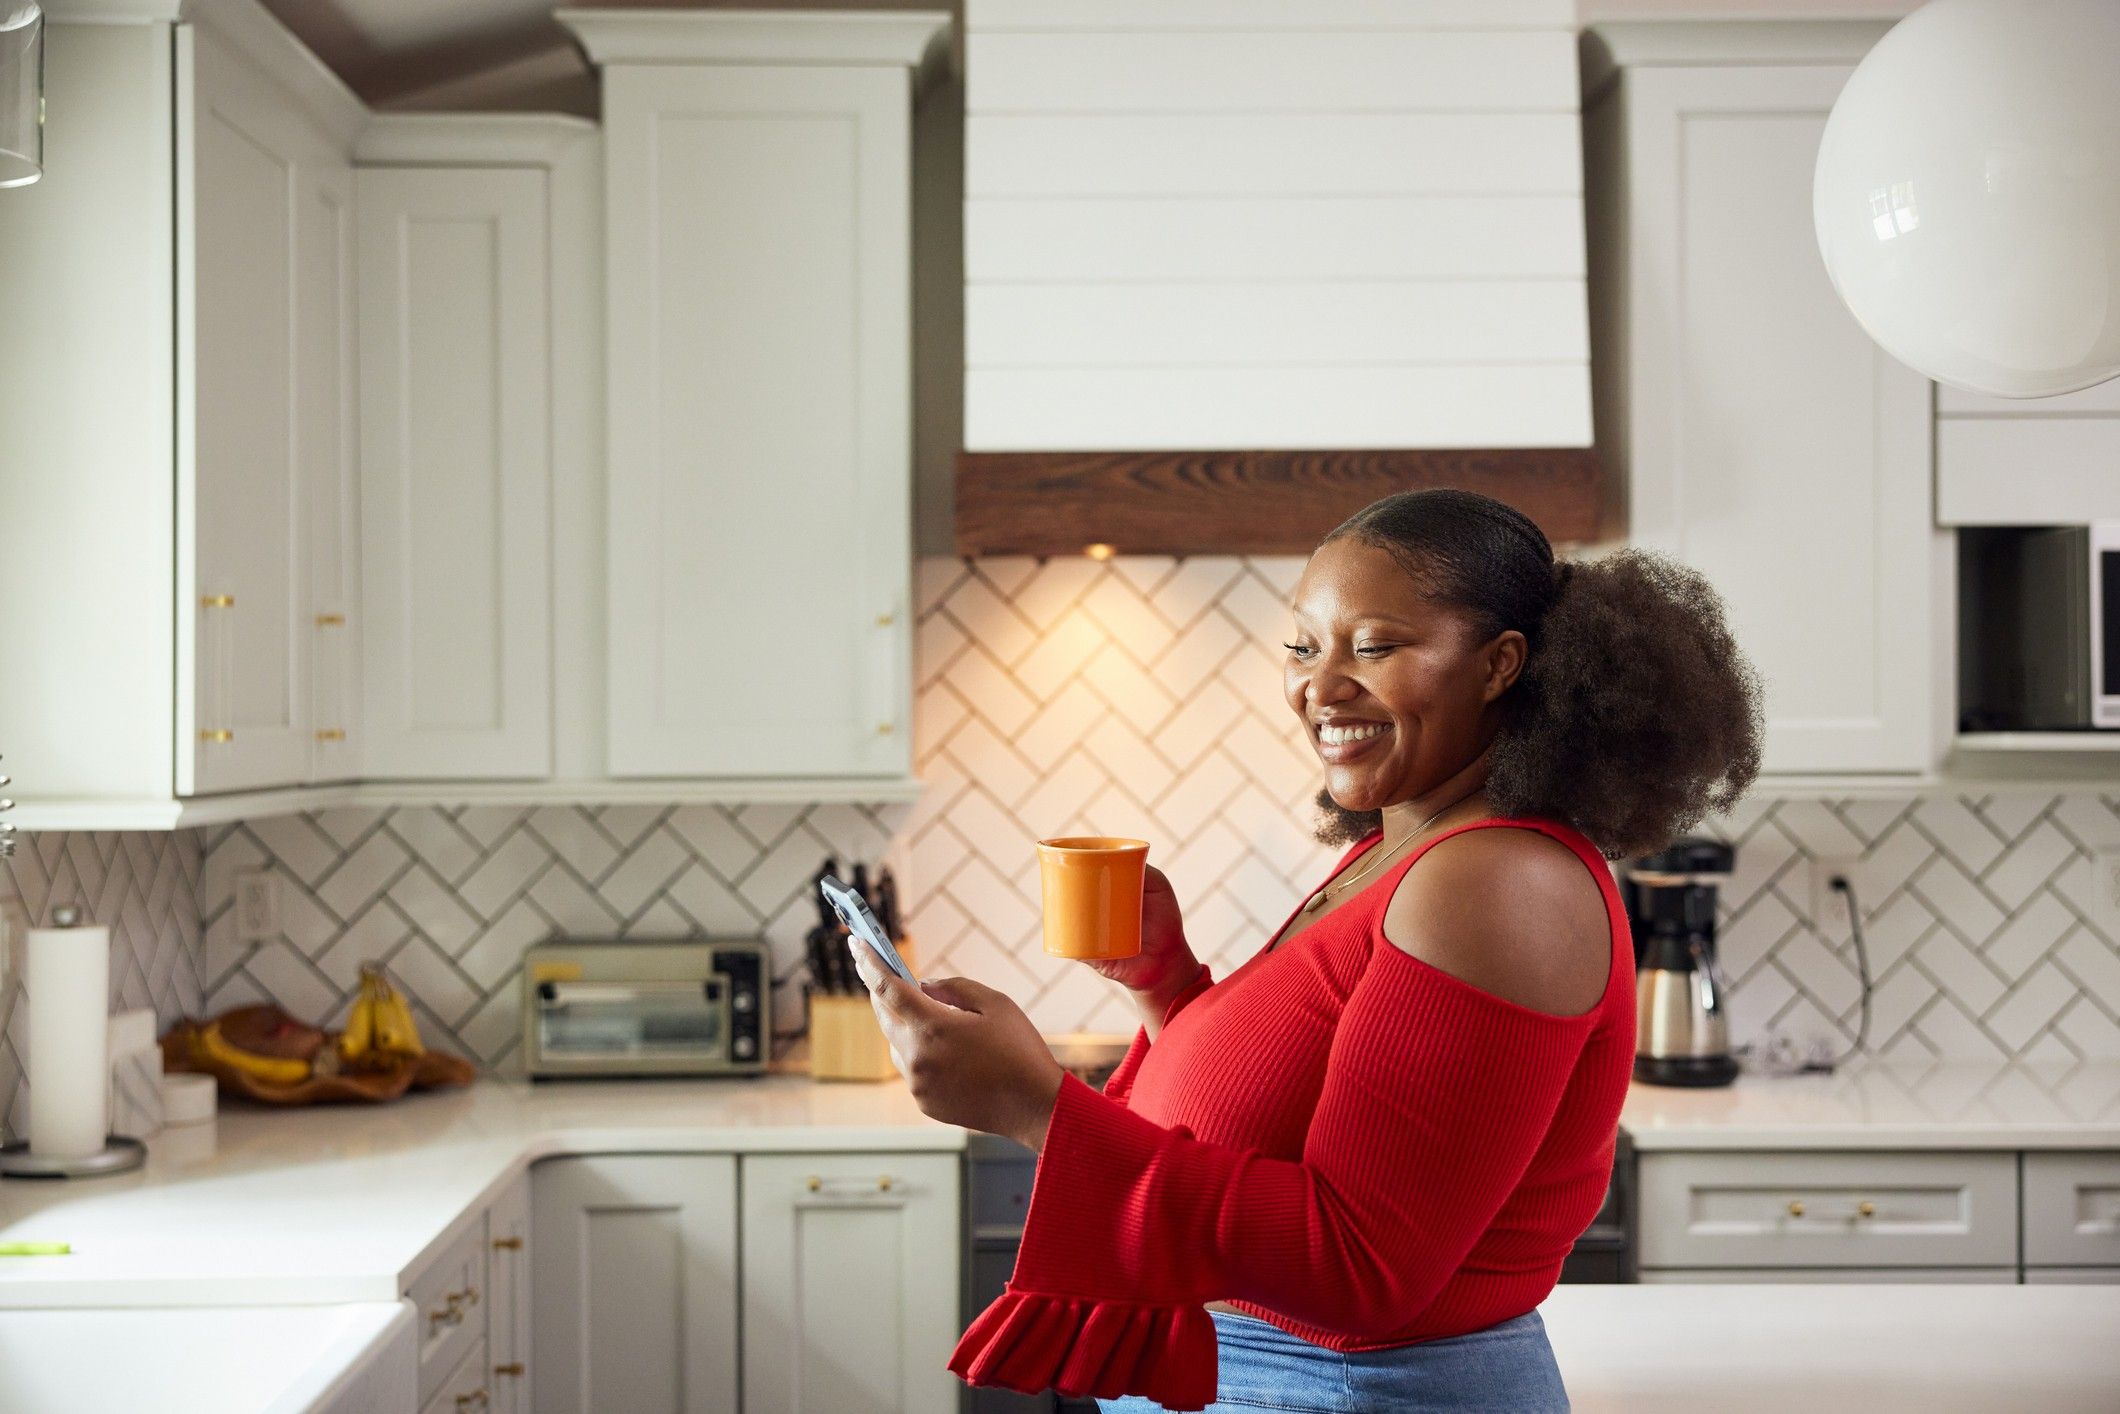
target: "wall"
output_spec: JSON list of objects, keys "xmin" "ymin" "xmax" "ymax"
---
[
  {"xmin": 202, "ymin": 554, "xmax": 2120, "ymax": 1077},
  {"xmin": 0, "ymin": 832, "xmax": 204, "ymax": 1144}
]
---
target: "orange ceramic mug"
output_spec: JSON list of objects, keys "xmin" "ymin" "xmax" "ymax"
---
[{"xmin": 1036, "ymin": 837, "xmax": 1149, "ymax": 960}]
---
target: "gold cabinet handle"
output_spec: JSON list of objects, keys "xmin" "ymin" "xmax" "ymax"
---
[
  {"xmin": 199, "ymin": 729, "xmax": 234, "ymax": 744},
  {"xmin": 1857, "ymin": 1201, "xmax": 1876, "ymax": 1218},
  {"xmin": 315, "ymin": 613, "xmax": 345, "ymax": 627},
  {"xmin": 1786, "ymin": 1200, "xmax": 1805, "ymax": 1218},
  {"xmin": 876, "ymin": 611, "xmax": 895, "ymax": 627},
  {"xmin": 315, "ymin": 728, "xmax": 346, "ymax": 742},
  {"xmin": 455, "ymin": 1391, "xmax": 489, "ymax": 1413},
  {"xmin": 200, "ymin": 594, "xmax": 235, "ymax": 609},
  {"xmin": 428, "ymin": 1298, "xmax": 464, "ymax": 1330},
  {"xmin": 876, "ymin": 722, "xmax": 895, "ymax": 736},
  {"xmin": 492, "ymin": 1236, "xmax": 523, "ymax": 1251},
  {"xmin": 461, "ymin": 1284, "xmax": 480, "ymax": 1309},
  {"xmin": 494, "ymin": 1362, "xmax": 525, "ymax": 1378}
]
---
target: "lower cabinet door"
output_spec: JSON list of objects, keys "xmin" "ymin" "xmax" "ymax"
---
[
  {"xmin": 421, "ymin": 1338, "xmax": 491, "ymax": 1414},
  {"xmin": 532, "ymin": 1155, "xmax": 740, "ymax": 1414},
  {"xmin": 739, "ymin": 1152, "xmax": 961, "ymax": 1414}
]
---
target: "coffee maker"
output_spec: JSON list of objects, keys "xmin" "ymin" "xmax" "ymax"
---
[{"xmin": 1625, "ymin": 838, "xmax": 1739, "ymax": 1087}]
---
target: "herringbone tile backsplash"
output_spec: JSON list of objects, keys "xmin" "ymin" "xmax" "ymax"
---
[
  {"xmin": 1, "ymin": 832, "xmax": 204, "ymax": 1143},
  {"xmin": 12, "ymin": 554, "xmax": 2120, "ymax": 1123}
]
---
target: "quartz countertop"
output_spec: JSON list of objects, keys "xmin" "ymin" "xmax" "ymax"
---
[
  {"xmin": 1620, "ymin": 1057, "xmax": 2120, "ymax": 1150},
  {"xmin": 1539, "ymin": 1283, "xmax": 2120, "ymax": 1412},
  {"xmin": 0, "ymin": 1072, "xmax": 963, "ymax": 1308}
]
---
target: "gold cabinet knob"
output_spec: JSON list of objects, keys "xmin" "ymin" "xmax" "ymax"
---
[
  {"xmin": 1786, "ymin": 1200, "xmax": 1805, "ymax": 1218},
  {"xmin": 807, "ymin": 1175, "xmax": 823, "ymax": 1192},
  {"xmin": 200, "ymin": 594, "xmax": 235, "ymax": 609},
  {"xmin": 876, "ymin": 722, "xmax": 895, "ymax": 736},
  {"xmin": 494, "ymin": 1363, "xmax": 525, "ymax": 1378},
  {"xmin": 876, "ymin": 612, "xmax": 895, "ymax": 627},
  {"xmin": 1857, "ymin": 1201, "xmax": 1876, "ymax": 1218},
  {"xmin": 877, "ymin": 1175, "xmax": 893, "ymax": 1192},
  {"xmin": 315, "ymin": 612, "xmax": 345, "ymax": 627},
  {"xmin": 315, "ymin": 729, "xmax": 346, "ymax": 742},
  {"xmin": 492, "ymin": 1236, "xmax": 523, "ymax": 1251},
  {"xmin": 199, "ymin": 729, "xmax": 234, "ymax": 744}
]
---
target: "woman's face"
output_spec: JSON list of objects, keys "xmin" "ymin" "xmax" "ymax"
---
[{"xmin": 1283, "ymin": 537, "xmax": 1526, "ymax": 813}]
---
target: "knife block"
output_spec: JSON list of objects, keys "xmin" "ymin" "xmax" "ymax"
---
[{"xmin": 808, "ymin": 937, "xmax": 919, "ymax": 1083}]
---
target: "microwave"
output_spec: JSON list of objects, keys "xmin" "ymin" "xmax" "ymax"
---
[
  {"xmin": 1962, "ymin": 523, "xmax": 2120, "ymax": 731},
  {"xmin": 522, "ymin": 939, "xmax": 770, "ymax": 1078}
]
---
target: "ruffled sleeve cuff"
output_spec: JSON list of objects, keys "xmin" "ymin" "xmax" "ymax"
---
[
  {"xmin": 947, "ymin": 1291, "xmax": 1217, "ymax": 1410},
  {"xmin": 947, "ymin": 1074, "xmax": 1220, "ymax": 1410}
]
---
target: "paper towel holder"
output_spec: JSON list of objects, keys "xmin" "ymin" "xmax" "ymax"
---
[{"xmin": 0, "ymin": 905, "xmax": 149, "ymax": 1181}]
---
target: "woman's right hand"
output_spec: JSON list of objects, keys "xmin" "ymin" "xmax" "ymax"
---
[{"xmin": 1085, "ymin": 866, "xmax": 1203, "ymax": 1012}]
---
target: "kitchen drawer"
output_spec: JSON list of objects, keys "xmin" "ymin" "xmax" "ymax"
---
[
  {"xmin": 969, "ymin": 1151, "xmax": 1036, "ymax": 1236},
  {"xmin": 2026, "ymin": 1266, "xmax": 2120, "ymax": 1284},
  {"xmin": 404, "ymin": 1214, "xmax": 489, "ymax": 1402},
  {"xmin": 1640, "ymin": 1267, "xmax": 2016, "ymax": 1283},
  {"xmin": 419, "ymin": 1337, "xmax": 492, "ymax": 1414},
  {"xmin": 1638, "ymin": 1151, "xmax": 2017, "ymax": 1270},
  {"xmin": 2023, "ymin": 1152, "xmax": 2120, "ymax": 1267}
]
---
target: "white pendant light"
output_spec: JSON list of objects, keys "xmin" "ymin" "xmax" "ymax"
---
[
  {"xmin": 1813, "ymin": 0, "xmax": 2120, "ymax": 399},
  {"xmin": 0, "ymin": 2, "xmax": 40, "ymax": 187}
]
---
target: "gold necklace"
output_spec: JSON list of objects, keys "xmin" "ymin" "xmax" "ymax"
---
[{"xmin": 1300, "ymin": 797, "xmax": 1465, "ymax": 914}]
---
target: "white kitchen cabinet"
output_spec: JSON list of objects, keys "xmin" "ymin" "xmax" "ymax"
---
[
  {"xmin": 1586, "ymin": 23, "xmax": 1937, "ymax": 777},
  {"xmin": 2022, "ymin": 1152, "xmax": 2120, "ymax": 1270},
  {"xmin": 488, "ymin": 1170, "xmax": 535, "ymax": 1414},
  {"xmin": 739, "ymin": 1153, "xmax": 961, "ymax": 1414},
  {"xmin": 0, "ymin": 1, "xmax": 365, "ymax": 825},
  {"xmin": 356, "ymin": 164, "xmax": 553, "ymax": 779},
  {"xmin": 302, "ymin": 156, "xmax": 361, "ymax": 785},
  {"xmin": 563, "ymin": 12, "xmax": 943, "ymax": 786},
  {"xmin": 532, "ymin": 1154, "xmax": 741, "ymax": 1414}
]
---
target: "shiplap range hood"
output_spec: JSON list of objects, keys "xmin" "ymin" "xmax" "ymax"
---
[{"xmin": 957, "ymin": 0, "xmax": 1598, "ymax": 555}]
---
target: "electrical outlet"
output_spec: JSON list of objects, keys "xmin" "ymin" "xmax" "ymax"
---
[
  {"xmin": 0, "ymin": 894, "xmax": 27, "ymax": 991},
  {"xmin": 2091, "ymin": 847, "xmax": 2120, "ymax": 941},
  {"xmin": 1811, "ymin": 856, "xmax": 1863, "ymax": 935},
  {"xmin": 234, "ymin": 869, "xmax": 281, "ymax": 942}
]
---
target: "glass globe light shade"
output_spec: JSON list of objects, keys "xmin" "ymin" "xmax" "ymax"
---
[
  {"xmin": 1813, "ymin": 0, "xmax": 2120, "ymax": 399},
  {"xmin": 0, "ymin": 3, "xmax": 39, "ymax": 188}
]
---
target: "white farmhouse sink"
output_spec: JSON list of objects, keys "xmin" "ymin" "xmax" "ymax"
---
[{"xmin": 0, "ymin": 1300, "xmax": 412, "ymax": 1414}]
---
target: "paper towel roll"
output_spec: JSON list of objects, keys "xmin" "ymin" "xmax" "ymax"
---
[{"xmin": 26, "ymin": 913, "xmax": 110, "ymax": 1159}]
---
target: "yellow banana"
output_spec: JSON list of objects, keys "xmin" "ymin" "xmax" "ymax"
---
[
  {"xmin": 196, "ymin": 1019, "xmax": 311, "ymax": 1087},
  {"xmin": 365, "ymin": 964, "xmax": 425, "ymax": 1059},
  {"xmin": 338, "ymin": 974, "xmax": 375, "ymax": 1066}
]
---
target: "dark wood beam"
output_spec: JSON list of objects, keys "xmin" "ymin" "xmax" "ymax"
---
[{"xmin": 954, "ymin": 447, "xmax": 1604, "ymax": 558}]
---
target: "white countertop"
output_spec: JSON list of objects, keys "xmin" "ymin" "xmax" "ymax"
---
[
  {"xmin": 1540, "ymin": 1283, "xmax": 2120, "ymax": 1412},
  {"xmin": 0, "ymin": 1072, "xmax": 962, "ymax": 1309},
  {"xmin": 1620, "ymin": 1057, "xmax": 2120, "ymax": 1150},
  {"xmin": 0, "ymin": 1300, "xmax": 410, "ymax": 1414}
]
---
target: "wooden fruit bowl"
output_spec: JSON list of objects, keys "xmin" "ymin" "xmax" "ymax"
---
[{"xmin": 160, "ymin": 1005, "xmax": 477, "ymax": 1106}]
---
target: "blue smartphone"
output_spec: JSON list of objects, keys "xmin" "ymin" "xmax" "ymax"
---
[{"xmin": 820, "ymin": 874, "xmax": 918, "ymax": 985}]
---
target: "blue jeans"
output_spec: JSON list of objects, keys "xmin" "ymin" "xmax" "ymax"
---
[{"xmin": 1097, "ymin": 1308, "xmax": 1570, "ymax": 1413}]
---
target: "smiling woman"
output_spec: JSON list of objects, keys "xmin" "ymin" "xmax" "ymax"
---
[{"xmin": 854, "ymin": 489, "xmax": 1763, "ymax": 1414}]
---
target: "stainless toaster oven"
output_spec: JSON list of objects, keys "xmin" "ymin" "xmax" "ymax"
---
[{"xmin": 522, "ymin": 939, "xmax": 771, "ymax": 1078}]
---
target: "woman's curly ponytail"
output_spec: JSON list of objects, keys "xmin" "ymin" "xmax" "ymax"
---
[{"xmin": 1312, "ymin": 490, "xmax": 1762, "ymax": 858}]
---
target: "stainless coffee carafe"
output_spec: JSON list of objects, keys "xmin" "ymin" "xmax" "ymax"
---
[{"xmin": 1626, "ymin": 839, "xmax": 1739, "ymax": 1087}]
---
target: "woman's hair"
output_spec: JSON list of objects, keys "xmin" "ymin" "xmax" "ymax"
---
[{"xmin": 1310, "ymin": 489, "xmax": 1762, "ymax": 859}]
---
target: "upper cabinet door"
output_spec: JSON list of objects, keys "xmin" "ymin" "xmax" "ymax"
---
[
  {"xmin": 179, "ymin": 25, "xmax": 317, "ymax": 793},
  {"xmin": 356, "ymin": 166, "xmax": 553, "ymax": 779},
  {"xmin": 1609, "ymin": 63, "xmax": 1934, "ymax": 775},
  {"xmin": 602, "ymin": 65, "xmax": 913, "ymax": 780},
  {"xmin": 301, "ymin": 156, "xmax": 359, "ymax": 784}
]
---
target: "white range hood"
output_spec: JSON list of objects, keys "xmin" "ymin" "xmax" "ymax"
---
[{"xmin": 963, "ymin": 0, "xmax": 1591, "ymax": 453}]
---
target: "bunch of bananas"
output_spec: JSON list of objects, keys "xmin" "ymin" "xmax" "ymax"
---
[
  {"xmin": 339, "ymin": 963, "xmax": 425, "ymax": 1070},
  {"xmin": 193, "ymin": 1016, "xmax": 313, "ymax": 1087}
]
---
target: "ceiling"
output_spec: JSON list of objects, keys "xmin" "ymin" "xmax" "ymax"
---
[
  {"xmin": 254, "ymin": 1, "xmax": 1917, "ymax": 114},
  {"xmin": 258, "ymin": 0, "xmax": 966, "ymax": 113}
]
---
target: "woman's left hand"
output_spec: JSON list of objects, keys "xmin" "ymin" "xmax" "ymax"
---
[{"xmin": 850, "ymin": 939, "xmax": 1065, "ymax": 1153}]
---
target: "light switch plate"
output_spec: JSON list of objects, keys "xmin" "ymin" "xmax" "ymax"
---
[
  {"xmin": 2091, "ymin": 847, "xmax": 2120, "ymax": 941},
  {"xmin": 234, "ymin": 869, "xmax": 281, "ymax": 943}
]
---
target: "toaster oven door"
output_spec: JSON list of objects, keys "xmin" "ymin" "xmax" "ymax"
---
[{"xmin": 533, "ymin": 978, "xmax": 732, "ymax": 1074}]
